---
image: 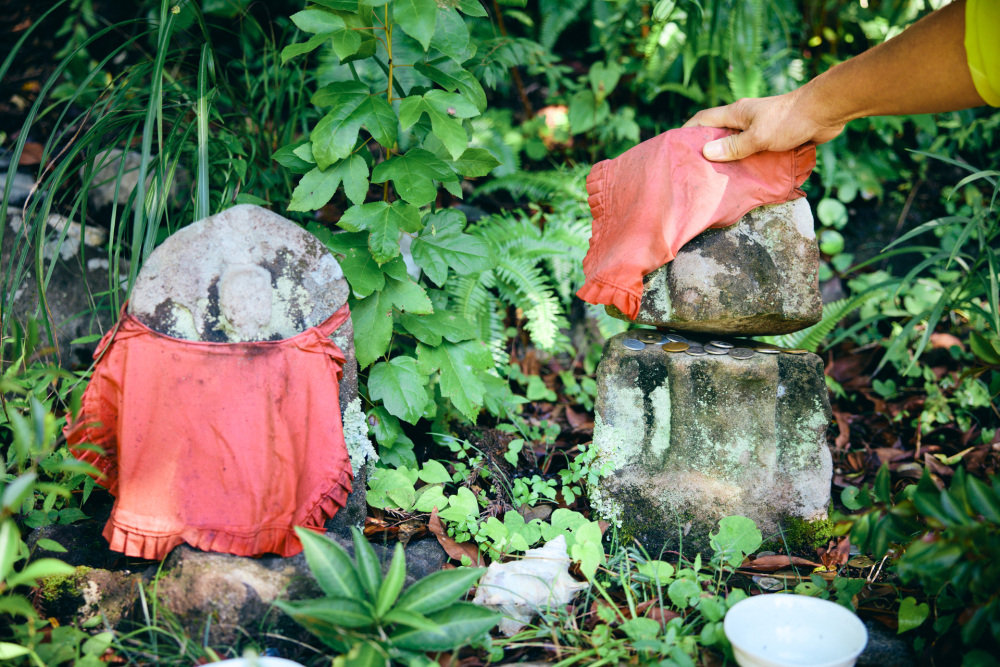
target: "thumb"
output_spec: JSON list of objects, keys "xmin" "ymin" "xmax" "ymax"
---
[{"xmin": 702, "ymin": 131, "xmax": 758, "ymax": 162}]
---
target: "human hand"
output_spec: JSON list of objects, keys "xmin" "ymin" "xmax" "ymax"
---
[{"xmin": 682, "ymin": 87, "xmax": 845, "ymax": 162}]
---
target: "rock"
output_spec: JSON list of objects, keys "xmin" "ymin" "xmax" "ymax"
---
[
  {"xmin": 2, "ymin": 208, "xmax": 118, "ymax": 367},
  {"xmin": 856, "ymin": 619, "xmax": 914, "ymax": 666},
  {"xmin": 606, "ymin": 199, "xmax": 822, "ymax": 335},
  {"xmin": 0, "ymin": 171, "xmax": 36, "ymax": 205},
  {"xmin": 37, "ymin": 566, "xmax": 141, "ymax": 628},
  {"xmin": 590, "ymin": 331, "xmax": 833, "ymax": 555},
  {"xmin": 129, "ymin": 204, "xmax": 373, "ymax": 534}
]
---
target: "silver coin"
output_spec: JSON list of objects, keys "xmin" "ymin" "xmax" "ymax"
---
[
  {"xmin": 664, "ymin": 333, "xmax": 689, "ymax": 343},
  {"xmin": 684, "ymin": 345, "xmax": 707, "ymax": 356},
  {"xmin": 729, "ymin": 347, "xmax": 756, "ymax": 360},
  {"xmin": 704, "ymin": 344, "xmax": 729, "ymax": 355},
  {"xmin": 622, "ymin": 338, "xmax": 646, "ymax": 351},
  {"xmin": 755, "ymin": 347, "xmax": 781, "ymax": 354},
  {"xmin": 708, "ymin": 340, "xmax": 734, "ymax": 349},
  {"xmin": 637, "ymin": 331, "xmax": 665, "ymax": 344}
]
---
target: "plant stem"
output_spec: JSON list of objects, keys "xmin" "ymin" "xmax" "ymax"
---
[{"xmin": 491, "ymin": 0, "xmax": 533, "ymax": 119}]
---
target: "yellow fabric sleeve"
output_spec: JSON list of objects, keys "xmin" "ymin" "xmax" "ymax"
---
[{"xmin": 966, "ymin": 0, "xmax": 1000, "ymax": 107}]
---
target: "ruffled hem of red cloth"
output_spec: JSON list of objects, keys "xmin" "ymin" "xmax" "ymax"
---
[
  {"xmin": 576, "ymin": 276, "xmax": 641, "ymax": 321},
  {"xmin": 101, "ymin": 468, "xmax": 354, "ymax": 560}
]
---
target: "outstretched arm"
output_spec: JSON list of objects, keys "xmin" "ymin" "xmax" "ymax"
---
[{"xmin": 683, "ymin": 0, "xmax": 986, "ymax": 162}]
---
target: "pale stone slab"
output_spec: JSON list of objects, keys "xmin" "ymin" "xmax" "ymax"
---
[
  {"xmin": 606, "ymin": 199, "xmax": 822, "ymax": 335},
  {"xmin": 129, "ymin": 204, "xmax": 369, "ymax": 535},
  {"xmin": 590, "ymin": 331, "xmax": 832, "ymax": 554}
]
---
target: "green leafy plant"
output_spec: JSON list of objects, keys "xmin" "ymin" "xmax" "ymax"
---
[
  {"xmin": 275, "ymin": 526, "xmax": 499, "ymax": 667},
  {"xmin": 846, "ymin": 465, "xmax": 1000, "ymax": 654}
]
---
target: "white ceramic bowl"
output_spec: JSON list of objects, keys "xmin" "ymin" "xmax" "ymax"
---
[{"xmin": 724, "ymin": 594, "xmax": 868, "ymax": 667}]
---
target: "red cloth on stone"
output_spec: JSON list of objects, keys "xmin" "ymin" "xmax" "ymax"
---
[
  {"xmin": 577, "ymin": 127, "xmax": 815, "ymax": 320},
  {"xmin": 64, "ymin": 303, "xmax": 354, "ymax": 560}
]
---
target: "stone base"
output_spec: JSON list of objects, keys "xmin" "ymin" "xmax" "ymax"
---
[
  {"xmin": 590, "ymin": 332, "xmax": 833, "ymax": 555},
  {"xmin": 606, "ymin": 199, "xmax": 822, "ymax": 335}
]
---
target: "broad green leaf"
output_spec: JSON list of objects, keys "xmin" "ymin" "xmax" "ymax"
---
[
  {"xmin": 329, "ymin": 26, "xmax": 363, "ymax": 60},
  {"xmin": 295, "ymin": 527, "xmax": 364, "ymax": 599},
  {"xmin": 396, "ymin": 567, "xmax": 485, "ymax": 615},
  {"xmin": 381, "ymin": 607, "xmax": 438, "ymax": 630},
  {"xmin": 81, "ymin": 632, "xmax": 113, "ymax": 656},
  {"xmin": 311, "ymin": 82, "xmax": 397, "ymax": 168},
  {"xmin": 967, "ymin": 476, "xmax": 1000, "ymax": 524},
  {"xmin": 635, "ymin": 560, "xmax": 674, "ymax": 584},
  {"xmin": 898, "ymin": 596, "xmax": 930, "ymax": 634},
  {"xmin": 414, "ymin": 62, "xmax": 486, "ymax": 112},
  {"xmin": 437, "ymin": 486, "xmax": 479, "ymax": 523},
  {"xmin": 351, "ymin": 291, "xmax": 393, "ymax": 368},
  {"xmin": 339, "ymin": 201, "xmax": 422, "ymax": 264},
  {"xmin": 569, "ymin": 521, "xmax": 605, "ymax": 579},
  {"xmin": 341, "ymin": 247, "xmax": 387, "ymax": 297},
  {"xmin": 457, "ymin": 0, "xmax": 488, "ymax": 16},
  {"xmin": 351, "ymin": 527, "xmax": 383, "ymax": 601},
  {"xmin": 273, "ymin": 141, "xmax": 313, "ymax": 174},
  {"xmin": 0, "ymin": 643, "xmax": 31, "ymax": 660},
  {"xmin": 589, "ymin": 61, "xmax": 621, "ymax": 102},
  {"xmin": 0, "ymin": 519, "xmax": 21, "ymax": 581},
  {"xmin": 368, "ymin": 356, "xmax": 429, "ymax": 424},
  {"xmin": 0, "ymin": 595, "xmax": 36, "ymax": 619},
  {"xmin": 276, "ymin": 596, "xmax": 374, "ymax": 630},
  {"xmin": 2, "ymin": 473, "xmax": 35, "ymax": 511},
  {"xmin": 371, "ymin": 149, "xmax": 458, "ymax": 207},
  {"xmin": 418, "ymin": 460, "xmax": 451, "ymax": 484},
  {"xmin": 342, "ymin": 641, "xmax": 389, "ymax": 667},
  {"xmin": 366, "ymin": 468, "xmax": 416, "ymax": 509},
  {"xmin": 430, "ymin": 8, "xmax": 471, "ymax": 62},
  {"xmin": 450, "ymin": 148, "xmax": 500, "ymax": 178},
  {"xmin": 5, "ymin": 558, "xmax": 75, "ymax": 589},
  {"xmin": 411, "ymin": 209, "xmax": 493, "ymax": 286},
  {"xmin": 35, "ymin": 538, "xmax": 67, "ymax": 553},
  {"xmin": 375, "ymin": 544, "xmax": 407, "ymax": 618},
  {"xmin": 399, "ymin": 309, "xmax": 476, "ymax": 346},
  {"xmin": 391, "ymin": 602, "xmax": 499, "ymax": 651},
  {"xmin": 667, "ymin": 578, "xmax": 701, "ymax": 608},
  {"xmin": 417, "ymin": 341, "xmax": 494, "ymax": 420},
  {"xmin": 281, "ymin": 33, "xmax": 331, "ymax": 64},
  {"xmin": 709, "ymin": 516, "xmax": 762, "ymax": 567},
  {"xmin": 398, "ymin": 91, "xmax": 478, "ymax": 159},
  {"xmin": 413, "ymin": 485, "xmax": 449, "ymax": 513},
  {"xmin": 567, "ymin": 89, "xmax": 608, "ymax": 134},
  {"xmin": 382, "ymin": 274, "xmax": 433, "ymax": 315},
  {"xmin": 291, "ymin": 8, "xmax": 346, "ymax": 33},
  {"xmin": 620, "ymin": 617, "xmax": 660, "ymax": 642},
  {"xmin": 289, "ymin": 155, "xmax": 370, "ymax": 211},
  {"xmin": 369, "ymin": 405, "xmax": 402, "ymax": 447},
  {"xmin": 313, "ymin": 0, "xmax": 361, "ymax": 9},
  {"xmin": 393, "ymin": 0, "xmax": 437, "ymax": 50}
]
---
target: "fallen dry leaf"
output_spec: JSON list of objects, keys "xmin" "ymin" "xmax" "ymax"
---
[
  {"xmin": 929, "ymin": 332, "xmax": 964, "ymax": 350},
  {"xmin": 645, "ymin": 605, "xmax": 681, "ymax": 629},
  {"xmin": 429, "ymin": 508, "xmax": 484, "ymax": 567},
  {"xmin": 739, "ymin": 555, "xmax": 821, "ymax": 571}
]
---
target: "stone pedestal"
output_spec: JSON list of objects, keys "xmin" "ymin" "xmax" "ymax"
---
[
  {"xmin": 591, "ymin": 332, "xmax": 832, "ymax": 554},
  {"xmin": 606, "ymin": 199, "xmax": 822, "ymax": 335}
]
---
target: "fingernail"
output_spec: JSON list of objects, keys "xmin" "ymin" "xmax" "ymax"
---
[{"xmin": 703, "ymin": 141, "xmax": 725, "ymax": 160}]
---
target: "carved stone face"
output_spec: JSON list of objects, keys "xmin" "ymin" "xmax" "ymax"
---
[{"xmin": 129, "ymin": 204, "xmax": 348, "ymax": 342}]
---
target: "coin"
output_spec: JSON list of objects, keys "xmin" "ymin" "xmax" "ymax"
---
[
  {"xmin": 684, "ymin": 345, "xmax": 707, "ymax": 356},
  {"xmin": 704, "ymin": 344, "xmax": 729, "ymax": 355},
  {"xmin": 708, "ymin": 340, "xmax": 733, "ymax": 349},
  {"xmin": 664, "ymin": 333, "xmax": 689, "ymax": 343},
  {"xmin": 729, "ymin": 347, "xmax": 756, "ymax": 360},
  {"xmin": 661, "ymin": 342, "xmax": 689, "ymax": 353},
  {"xmin": 637, "ymin": 331, "xmax": 665, "ymax": 343},
  {"xmin": 783, "ymin": 348, "xmax": 809, "ymax": 355},
  {"xmin": 622, "ymin": 338, "xmax": 646, "ymax": 351},
  {"xmin": 755, "ymin": 346, "xmax": 781, "ymax": 354}
]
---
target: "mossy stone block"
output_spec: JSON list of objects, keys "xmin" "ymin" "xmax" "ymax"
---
[
  {"xmin": 590, "ymin": 331, "xmax": 832, "ymax": 555},
  {"xmin": 606, "ymin": 199, "xmax": 822, "ymax": 335}
]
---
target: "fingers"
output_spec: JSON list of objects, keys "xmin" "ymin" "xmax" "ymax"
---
[
  {"xmin": 681, "ymin": 103, "xmax": 748, "ymax": 131},
  {"xmin": 702, "ymin": 130, "xmax": 759, "ymax": 162}
]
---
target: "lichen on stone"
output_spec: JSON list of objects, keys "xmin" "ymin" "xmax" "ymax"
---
[{"xmin": 343, "ymin": 397, "xmax": 377, "ymax": 475}]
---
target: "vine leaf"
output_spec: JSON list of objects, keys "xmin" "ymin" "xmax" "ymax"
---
[
  {"xmin": 393, "ymin": 0, "xmax": 438, "ymax": 50},
  {"xmin": 311, "ymin": 82, "xmax": 397, "ymax": 169},
  {"xmin": 417, "ymin": 340, "xmax": 493, "ymax": 420},
  {"xmin": 411, "ymin": 209, "xmax": 493, "ymax": 286},
  {"xmin": 399, "ymin": 91, "xmax": 478, "ymax": 159},
  {"xmin": 450, "ymin": 148, "xmax": 500, "ymax": 178},
  {"xmin": 338, "ymin": 201, "xmax": 423, "ymax": 264},
  {"xmin": 369, "ymin": 356, "xmax": 429, "ymax": 424},
  {"xmin": 413, "ymin": 61, "xmax": 487, "ymax": 112},
  {"xmin": 351, "ymin": 291, "xmax": 393, "ymax": 369},
  {"xmin": 400, "ymin": 310, "xmax": 476, "ymax": 346},
  {"xmin": 288, "ymin": 154, "xmax": 369, "ymax": 211},
  {"xmin": 371, "ymin": 149, "xmax": 458, "ymax": 207}
]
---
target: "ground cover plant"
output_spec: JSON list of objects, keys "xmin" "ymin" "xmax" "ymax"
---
[{"xmin": 1, "ymin": 0, "xmax": 999, "ymax": 665}]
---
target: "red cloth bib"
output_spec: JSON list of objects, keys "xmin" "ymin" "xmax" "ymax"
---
[
  {"xmin": 577, "ymin": 127, "xmax": 815, "ymax": 320},
  {"xmin": 65, "ymin": 304, "xmax": 354, "ymax": 560}
]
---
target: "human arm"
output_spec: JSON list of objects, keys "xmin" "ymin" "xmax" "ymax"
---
[{"xmin": 683, "ymin": 0, "xmax": 987, "ymax": 162}]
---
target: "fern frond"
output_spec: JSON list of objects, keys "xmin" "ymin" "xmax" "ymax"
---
[
  {"xmin": 539, "ymin": 0, "xmax": 589, "ymax": 50},
  {"xmin": 761, "ymin": 292, "xmax": 877, "ymax": 352},
  {"xmin": 474, "ymin": 170, "xmax": 583, "ymax": 203},
  {"xmin": 494, "ymin": 256, "xmax": 565, "ymax": 351}
]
